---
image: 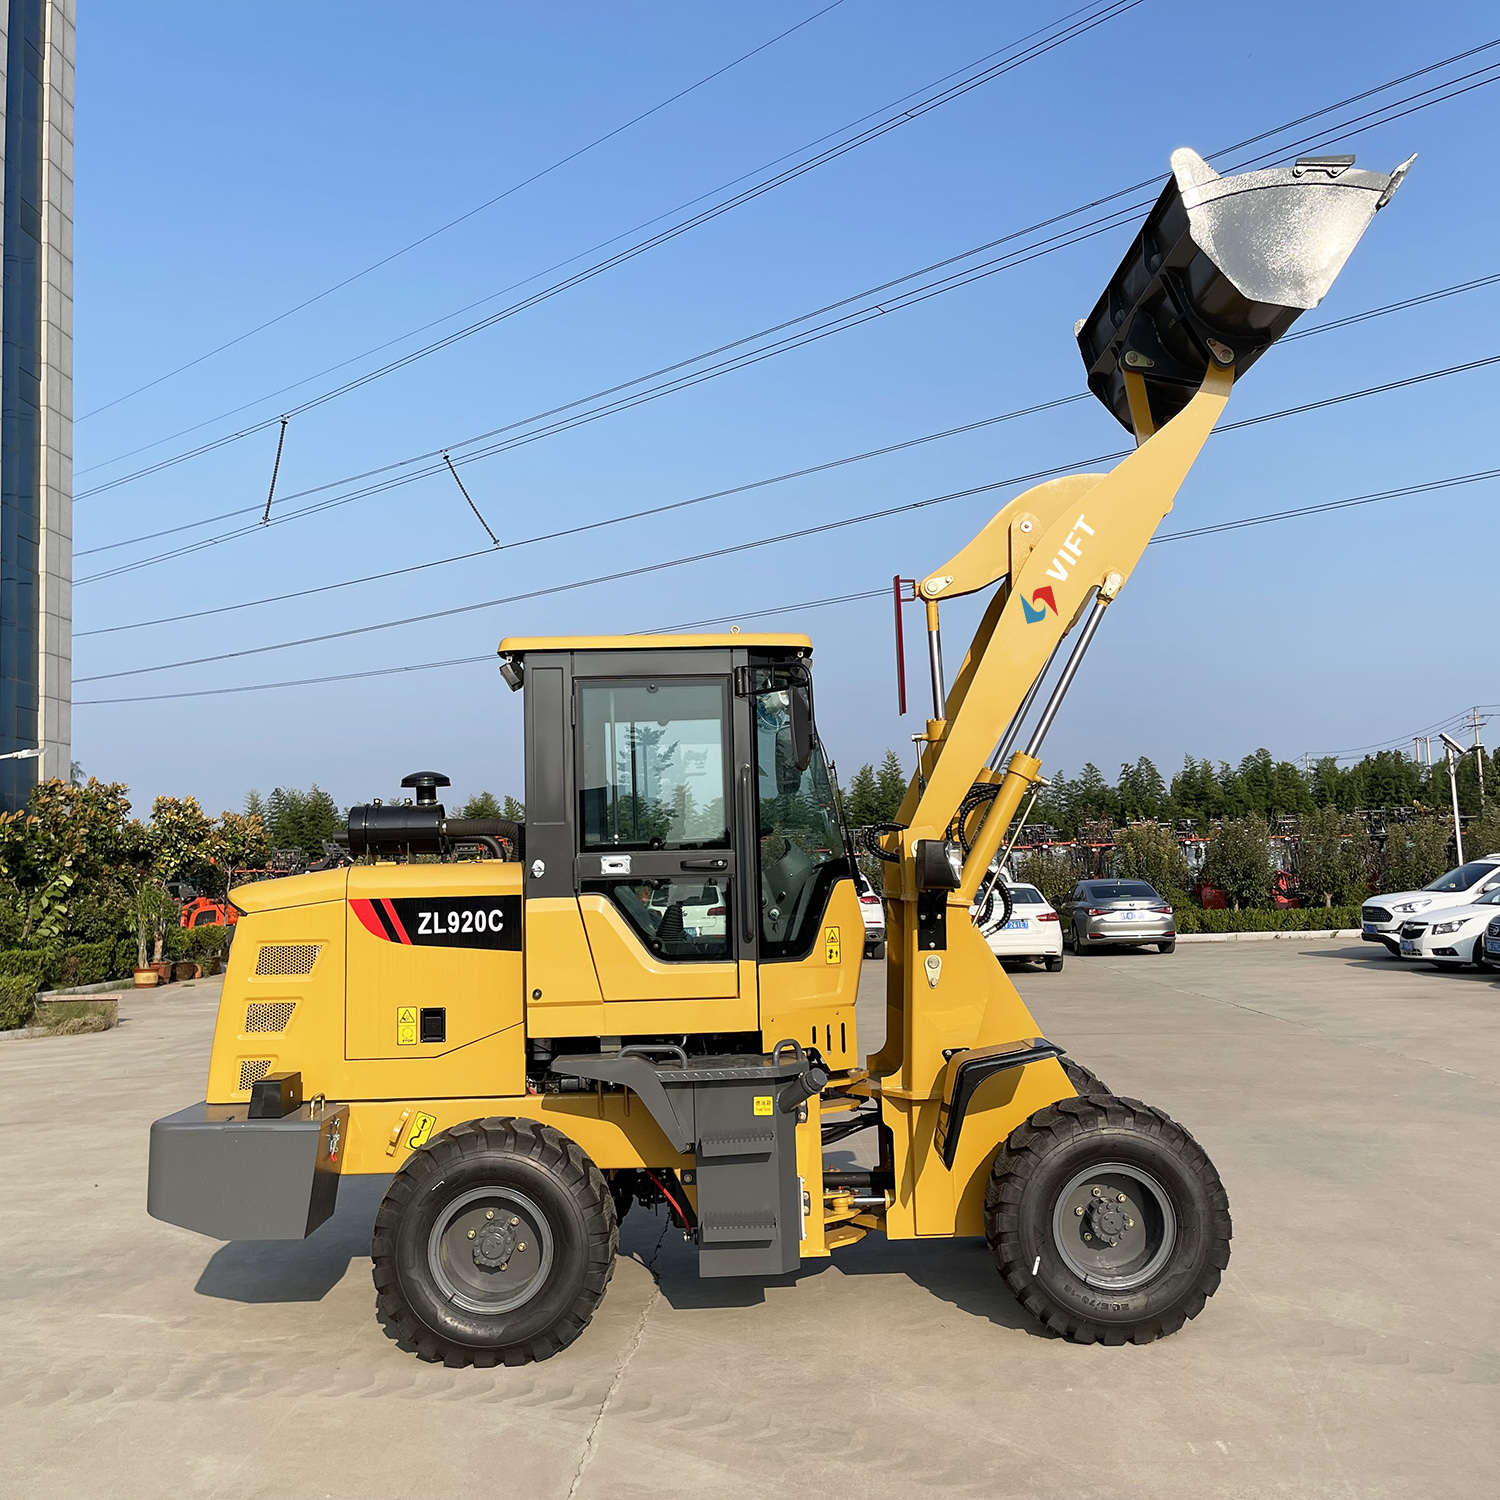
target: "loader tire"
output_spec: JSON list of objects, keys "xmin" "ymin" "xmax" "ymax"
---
[
  {"xmin": 985, "ymin": 1094, "xmax": 1231, "ymax": 1346},
  {"xmin": 1060, "ymin": 1057, "xmax": 1111, "ymax": 1097},
  {"xmin": 372, "ymin": 1117, "xmax": 617, "ymax": 1367}
]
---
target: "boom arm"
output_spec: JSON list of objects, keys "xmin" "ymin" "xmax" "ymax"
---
[{"xmin": 867, "ymin": 144, "xmax": 1409, "ymax": 1111}]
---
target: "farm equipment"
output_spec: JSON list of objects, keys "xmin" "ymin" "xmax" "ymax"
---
[{"xmin": 147, "ymin": 147, "xmax": 1409, "ymax": 1363}]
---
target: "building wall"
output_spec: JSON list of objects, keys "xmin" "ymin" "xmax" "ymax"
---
[
  {"xmin": 37, "ymin": 0, "xmax": 71, "ymax": 789},
  {"xmin": 0, "ymin": 0, "xmax": 70, "ymax": 810}
]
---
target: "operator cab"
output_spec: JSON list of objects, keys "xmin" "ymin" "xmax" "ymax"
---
[{"xmin": 498, "ymin": 634, "xmax": 853, "ymax": 982}]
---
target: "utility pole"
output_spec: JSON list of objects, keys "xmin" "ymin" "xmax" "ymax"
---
[
  {"xmin": 1439, "ymin": 732, "xmax": 1467, "ymax": 865},
  {"xmin": 1413, "ymin": 737, "xmax": 1422, "ymax": 766},
  {"xmin": 1473, "ymin": 706, "xmax": 1486, "ymax": 806}
]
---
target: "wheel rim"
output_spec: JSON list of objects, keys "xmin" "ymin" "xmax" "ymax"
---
[
  {"xmin": 1051, "ymin": 1161, "xmax": 1176, "ymax": 1291},
  {"xmin": 427, "ymin": 1186, "xmax": 555, "ymax": 1315}
]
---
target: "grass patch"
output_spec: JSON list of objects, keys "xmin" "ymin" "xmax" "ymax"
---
[{"xmin": 30, "ymin": 999, "xmax": 118, "ymax": 1036}]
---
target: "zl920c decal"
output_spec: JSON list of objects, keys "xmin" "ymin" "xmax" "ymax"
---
[{"xmin": 350, "ymin": 895, "xmax": 522, "ymax": 951}]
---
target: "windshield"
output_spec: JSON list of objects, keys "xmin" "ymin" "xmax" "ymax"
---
[
  {"xmin": 1423, "ymin": 861, "xmax": 1498, "ymax": 893},
  {"xmin": 1474, "ymin": 887, "xmax": 1500, "ymax": 906},
  {"xmin": 753, "ymin": 673, "xmax": 850, "ymax": 958},
  {"xmin": 1086, "ymin": 881, "xmax": 1160, "ymax": 901}
]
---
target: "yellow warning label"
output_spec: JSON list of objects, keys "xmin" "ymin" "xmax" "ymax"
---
[
  {"xmin": 406, "ymin": 1111, "xmax": 436, "ymax": 1150},
  {"xmin": 824, "ymin": 925, "xmax": 841, "ymax": 964},
  {"xmin": 397, "ymin": 1006, "xmax": 418, "ymax": 1046},
  {"xmin": 753, "ymin": 1095, "xmax": 773, "ymax": 1116}
]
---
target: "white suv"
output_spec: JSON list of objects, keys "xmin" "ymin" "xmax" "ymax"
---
[{"xmin": 1361, "ymin": 855, "xmax": 1500, "ymax": 954}]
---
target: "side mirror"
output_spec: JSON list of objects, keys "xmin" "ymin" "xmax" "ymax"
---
[{"xmin": 790, "ymin": 684, "xmax": 813, "ymax": 773}]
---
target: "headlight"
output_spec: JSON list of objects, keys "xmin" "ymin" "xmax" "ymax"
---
[
  {"xmin": 1394, "ymin": 899, "xmax": 1433, "ymax": 913},
  {"xmin": 1430, "ymin": 919, "xmax": 1465, "ymax": 935}
]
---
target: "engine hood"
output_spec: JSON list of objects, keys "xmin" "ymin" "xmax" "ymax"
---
[{"xmin": 230, "ymin": 868, "xmax": 349, "ymax": 914}]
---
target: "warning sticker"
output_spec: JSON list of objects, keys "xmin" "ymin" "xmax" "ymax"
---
[
  {"xmin": 397, "ymin": 1006, "xmax": 418, "ymax": 1046},
  {"xmin": 406, "ymin": 1111, "xmax": 436, "ymax": 1150},
  {"xmin": 824, "ymin": 925, "xmax": 841, "ymax": 964},
  {"xmin": 753, "ymin": 1095, "xmax": 773, "ymax": 1116}
]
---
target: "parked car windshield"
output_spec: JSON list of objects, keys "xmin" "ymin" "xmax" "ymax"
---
[
  {"xmin": 1084, "ymin": 881, "xmax": 1159, "ymax": 900},
  {"xmin": 1008, "ymin": 885, "xmax": 1046, "ymax": 904},
  {"xmin": 1423, "ymin": 861, "xmax": 1499, "ymax": 892}
]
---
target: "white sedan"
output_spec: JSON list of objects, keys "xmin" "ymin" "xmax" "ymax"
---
[
  {"xmin": 1397, "ymin": 885, "xmax": 1500, "ymax": 968},
  {"xmin": 977, "ymin": 883, "xmax": 1064, "ymax": 970}
]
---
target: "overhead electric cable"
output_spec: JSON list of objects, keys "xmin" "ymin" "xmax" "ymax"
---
[
  {"xmin": 72, "ymin": 353, "xmax": 1500, "ymax": 686},
  {"xmin": 76, "ymin": 30, "xmax": 1495, "ymax": 504},
  {"xmin": 75, "ymin": 0, "xmax": 1142, "ymax": 489},
  {"xmin": 77, "ymin": 0, "xmax": 851, "ymax": 422},
  {"xmin": 74, "ymin": 457, "xmax": 1500, "ymax": 706},
  {"xmin": 73, "ymin": 272, "xmax": 1500, "ymax": 603}
]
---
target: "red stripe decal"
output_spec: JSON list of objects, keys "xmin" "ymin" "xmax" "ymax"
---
[
  {"xmin": 381, "ymin": 898, "xmax": 414, "ymax": 945},
  {"xmin": 350, "ymin": 899, "xmax": 388, "ymax": 940}
]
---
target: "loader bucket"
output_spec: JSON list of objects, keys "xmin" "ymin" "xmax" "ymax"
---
[{"xmin": 1077, "ymin": 147, "xmax": 1414, "ymax": 434}]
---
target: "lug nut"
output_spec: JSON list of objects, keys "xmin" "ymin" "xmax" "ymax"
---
[
  {"xmin": 1118, "ymin": 1193, "xmax": 1127, "ymax": 1203},
  {"xmin": 1083, "ymin": 1232, "xmax": 1092, "ymax": 1241},
  {"xmin": 1128, "ymin": 1218, "xmax": 1135, "ymax": 1228},
  {"xmin": 486, "ymin": 1209, "xmax": 495, "ymax": 1220},
  {"xmin": 510, "ymin": 1217, "xmax": 519, "ymax": 1227},
  {"xmin": 517, "ymin": 1242, "xmax": 526, "ymax": 1252},
  {"xmin": 1074, "ymin": 1206, "xmax": 1084, "ymax": 1216},
  {"xmin": 1091, "ymin": 1187, "xmax": 1102, "ymax": 1197},
  {"xmin": 467, "ymin": 1229, "xmax": 476, "ymax": 1239}
]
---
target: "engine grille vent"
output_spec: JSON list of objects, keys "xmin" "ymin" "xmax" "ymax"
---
[
  {"xmin": 255, "ymin": 943, "xmax": 322, "ymax": 977},
  {"xmin": 245, "ymin": 1001, "xmax": 296, "ymax": 1033},
  {"xmin": 239, "ymin": 1059, "xmax": 273, "ymax": 1091}
]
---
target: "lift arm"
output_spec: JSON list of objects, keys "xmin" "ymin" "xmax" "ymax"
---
[{"xmin": 868, "ymin": 145, "xmax": 1411, "ymax": 1107}]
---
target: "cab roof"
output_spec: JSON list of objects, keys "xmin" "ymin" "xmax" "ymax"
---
[{"xmin": 498, "ymin": 633, "xmax": 811, "ymax": 655}]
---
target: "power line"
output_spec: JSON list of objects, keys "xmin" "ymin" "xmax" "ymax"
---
[
  {"xmin": 74, "ymin": 0, "xmax": 1142, "ymax": 492},
  {"xmin": 77, "ymin": 1, "xmax": 852, "ymax": 423},
  {"xmin": 75, "ymin": 47, "xmax": 1500, "ymax": 582},
  {"xmin": 72, "ymin": 352, "xmax": 1500, "ymax": 687},
  {"xmin": 75, "ymin": 274, "xmax": 1500, "ymax": 634},
  {"xmin": 75, "ymin": 33, "xmax": 1496, "ymax": 507},
  {"xmin": 1306, "ymin": 706, "xmax": 1500, "ymax": 764},
  {"xmin": 74, "ymin": 459, "xmax": 1500, "ymax": 706}
]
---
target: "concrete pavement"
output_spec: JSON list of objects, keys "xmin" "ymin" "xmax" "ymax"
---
[{"xmin": 1, "ymin": 944, "xmax": 1495, "ymax": 1499}]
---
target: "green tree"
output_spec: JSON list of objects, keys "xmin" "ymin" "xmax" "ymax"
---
[
  {"xmin": 1013, "ymin": 850, "xmax": 1084, "ymax": 910},
  {"xmin": 208, "ymin": 811, "xmax": 271, "ymax": 892},
  {"xmin": 1294, "ymin": 808, "xmax": 1370, "ymax": 907},
  {"xmin": 1381, "ymin": 816, "xmax": 1454, "ymax": 892},
  {"xmin": 266, "ymin": 786, "xmax": 341, "ymax": 858},
  {"xmin": 502, "ymin": 795, "xmax": 526, "ymax": 822},
  {"xmin": 1201, "ymin": 816, "xmax": 1272, "ymax": 910},
  {"xmin": 842, "ymin": 763, "xmax": 881, "ymax": 828},
  {"xmin": 459, "ymin": 791, "xmax": 502, "ymax": 819},
  {"xmin": 874, "ymin": 750, "xmax": 907, "ymax": 822},
  {"xmin": 0, "ymin": 778, "xmax": 132, "ymax": 943},
  {"xmin": 244, "ymin": 789, "xmax": 267, "ymax": 821},
  {"xmin": 1114, "ymin": 822, "xmax": 1190, "ymax": 900},
  {"xmin": 1117, "ymin": 757, "xmax": 1167, "ymax": 822}
]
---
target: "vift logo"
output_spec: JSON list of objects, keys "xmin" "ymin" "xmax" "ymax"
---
[
  {"xmin": 1021, "ymin": 587, "xmax": 1056, "ymax": 624},
  {"xmin": 1022, "ymin": 514, "xmax": 1095, "ymax": 623}
]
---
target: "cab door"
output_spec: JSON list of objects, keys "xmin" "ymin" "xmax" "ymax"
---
[{"xmin": 572, "ymin": 672, "xmax": 744, "ymax": 1004}]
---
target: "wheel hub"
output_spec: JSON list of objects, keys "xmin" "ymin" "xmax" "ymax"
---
[
  {"xmin": 1052, "ymin": 1162, "xmax": 1177, "ymax": 1291},
  {"xmin": 473, "ymin": 1221, "xmax": 517, "ymax": 1269},
  {"xmin": 428, "ymin": 1188, "xmax": 554, "ymax": 1315}
]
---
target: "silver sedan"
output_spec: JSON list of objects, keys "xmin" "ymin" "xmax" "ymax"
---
[{"xmin": 1061, "ymin": 879, "xmax": 1177, "ymax": 954}]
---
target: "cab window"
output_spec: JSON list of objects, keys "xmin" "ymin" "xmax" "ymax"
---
[
  {"xmin": 577, "ymin": 679, "xmax": 728, "ymax": 850},
  {"xmin": 751, "ymin": 672, "xmax": 850, "ymax": 959}
]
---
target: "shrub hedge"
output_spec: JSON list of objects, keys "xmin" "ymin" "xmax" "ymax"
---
[
  {"xmin": 0, "ymin": 972, "xmax": 36, "ymax": 1030},
  {"xmin": 1174, "ymin": 905, "xmax": 1364, "ymax": 934}
]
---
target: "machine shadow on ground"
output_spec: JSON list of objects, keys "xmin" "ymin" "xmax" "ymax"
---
[
  {"xmin": 625, "ymin": 1208, "xmax": 1045, "ymax": 1334},
  {"xmin": 194, "ymin": 1174, "xmax": 391, "ymax": 1304}
]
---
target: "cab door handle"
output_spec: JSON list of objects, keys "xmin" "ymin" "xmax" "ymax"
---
[{"xmin": 680, "ymin": 858, "xmax": 729, "ymax": 871}]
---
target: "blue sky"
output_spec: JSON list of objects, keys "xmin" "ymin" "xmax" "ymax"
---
[{"xmin": 72, "ymin": 1, "xmax": 1499, "ymax": 814}]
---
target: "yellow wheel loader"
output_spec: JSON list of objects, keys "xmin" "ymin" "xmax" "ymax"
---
[{"xmin": 148, "ymin": 147, "xmax": 1411, "ymax": 1365}]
